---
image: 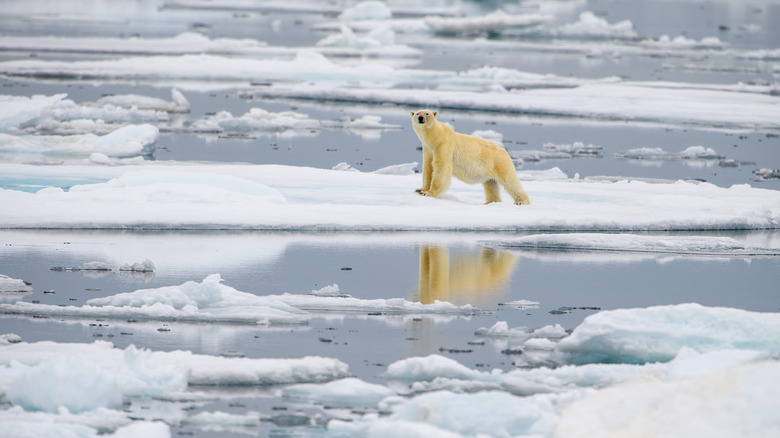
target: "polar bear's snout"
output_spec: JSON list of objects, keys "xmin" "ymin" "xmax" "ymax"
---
[{"xmin": 417, "ymin": 115, "xmax": 425, "ymax": 124}]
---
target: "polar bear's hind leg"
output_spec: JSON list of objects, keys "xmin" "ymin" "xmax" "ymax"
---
[
  {"xmin": 500, "ymin": 174, "xmax": 530, "ymax": 205},
  {"xmin": 483, "ymin": 179, "xmax": 502, "ymax": 204}
]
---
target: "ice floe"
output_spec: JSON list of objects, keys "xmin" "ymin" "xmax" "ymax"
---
[
  {"xmin": 2, "ymin": 302, "xmax": 779, "ymax": 437},
  {"xmin": 424, "ymin": 10, "xmax": 551, "ymax": 36},
  {"xmin": 616, "ymin": 145, "xmax": 724, "ymax": 161},
  {"xmin": 554, "ymin": 11, "xmax": 636, "ymax": 39},
  {"xmin": 0, "ymin": 94, "xmax": 66, "ymax": 131},
  {"xmin": 511, "ymin": 141, "xmax": 603, "ymax": 163},
  {"xmin": 251, "ymin": 83, "xmax": 780, "ymax": 131},
  {"xmin": 553, "ymin": 303, "xmax": 780, "ymax": 364},
  {"xmin": 0, "ymin": 273, "xmax": 483, "ymax": 325},
  {"xmin": 283, "ymin": 377, "xmax": 395, "ymax": 409},
  {"xmin": 490, "ymin": 233, "xmax": 780, "ymax": 256},
  {"xmin": 0, "ymin": 124, "xmax": 158, "ymax": 164},
  {"xmin": 1, "ymin": 162, "xmax": 779, "ymax": 231},
  {"xmin": 0, "ymin": 275, "xmax": 32, "ymax": 293}
]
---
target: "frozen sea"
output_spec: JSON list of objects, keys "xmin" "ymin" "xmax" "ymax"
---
[{"xmin": 1, "ymin": 1, "xmax": 779, "ymax": 437}]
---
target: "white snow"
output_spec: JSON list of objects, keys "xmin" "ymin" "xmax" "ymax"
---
[{"xmin": 1, "ymin": 163, "xmax": 778, "ymax": 231}]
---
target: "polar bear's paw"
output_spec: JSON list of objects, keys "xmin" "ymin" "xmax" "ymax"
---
[{"xmin": 416, "ymin": 189, "xmax": 433, "ymax": 197}]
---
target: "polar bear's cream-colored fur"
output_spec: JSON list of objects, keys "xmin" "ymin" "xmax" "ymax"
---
[{"xmin": 410, "ymin": 109, "xmax": 530, "ymax": 205}]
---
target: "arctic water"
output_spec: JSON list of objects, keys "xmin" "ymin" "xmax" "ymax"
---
[{"xmin": 1, "ymin": 0, "xmax": 779, "ymax": 437}]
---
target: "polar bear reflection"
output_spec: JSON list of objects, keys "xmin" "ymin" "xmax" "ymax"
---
[{"xmin": 414, "ymin": 245, "xmax": 518, "ymax": 306}]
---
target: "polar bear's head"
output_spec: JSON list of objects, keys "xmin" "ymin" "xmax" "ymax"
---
[{"xmin": 410, "ymin": 109, "xmax": 438, "ymax": 127}]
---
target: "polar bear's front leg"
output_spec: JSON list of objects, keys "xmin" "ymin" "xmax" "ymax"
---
[
  {"xmin": 421, "ymin": 156, "xmax": 452, "ymax": 197},
  {"xmin": 416, "ymin": 147, "xmax": 433, "ymax": 194}
]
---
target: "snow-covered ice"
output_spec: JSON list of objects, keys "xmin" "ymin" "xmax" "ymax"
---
[
  {"xmin": 553, "ymin": 303, "xmax": 780, "ymax": 364},
  {"xmin": 1, "ymin": 162, "xmax": 778, "ymax": 231}
]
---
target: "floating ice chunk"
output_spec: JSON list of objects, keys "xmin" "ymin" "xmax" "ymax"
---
[
  {"xmin": 475, "ymin": 321, "xmax": 531, "ymax": 338},
  {"xmin": 182, "ymin": 410, "xmax": 260, "ymax": 432},
  {"xmin": 119, "ymin": 259, "xmax": 155, "ymax": 272},
  {"xmin": 339, "ymin": 1, "xmax": 392, "ymax": 21},
  {"xmin": 499, "ymin": 299, "xmax": 540, "ymax": 309},
  {"xmin": 386, "ymin": 390, "xmax": 566, "ymax": 437},
  {"xmin": 7, "ymin": 356, "xmax": 126, "ymax": 413},
  {"xmin": 0, "ymin": 415, "xmax": 169, "ymax": 438},
  {"xmin": 311, "ymin": 284, "xmax": 350, "ymax": 298},
  {"xmin": 554, "ymin": 303, "xmax": 780, "ymax": 364},
  {"xmin": 382, "ymin": 354, "xmax": 486, "ymax": 382},
  {"xmin": 425, "ymin": 10, "xmax": 552, "ymax": 35},
  {"xmin": 0, "ymin": 274, "xmax": 32, "ymax": 293},
  {"xmin": 0, "ymin": 333, "xmax": 23, "ymax": 344},
  {"xmin": 317, "ymin": 25, "xmax": 393, "ymax": 50},
  {"xmin": 96, "ymin": 88, "xmax": 190, "ymax": 113},
  {"xmin": 372, "ymin": 162, "xmax": 418, "ymax": 175},
  {"xmin": 754, "ymin": 168, "xmax": 780, "ymax": 180},
  {"xmin": 552, "ymin": 360, "xmax": 780, "ymax": 438},
  {"xmin": 616, "ymin": 145, "xmax": 723, "ymax": 161},
  {"xmin": 332, "ymin": 162, "xmax": 359, "ymax": 172},
  {"xmin": 491, "ymin": 233, "xmax": 780, "ymax": 256},
  {"xmin": 555, "ymin": 12, "xmax": 636, "ymax": 38},
  {"xmin": 0, "ymin": 340, "xmax": 350, "ymax": 387},
  {"xmin": 640, "ymin": 35, "xmax": 726, "ymax": 50},
  {"xmin": 470, "ymin": 129, "xmax": 503, "ymax": 144},
  {"xmin": 0, "ymin": 124, "xmax": 157, "ymax": 162},
  {"xmin": 511, "ymin": 141, "xmax": 604, "ymax": 164},
  {"xmin": 0, "ymin": 94, "xmax": 66, "ymax": 131},
  {"xmin": 84, "ymin": 273, "xmax": 306, "ymax": 323},
  {"xmin": 283, "ymin": 377, "xmax": 395, "ymax": 408}
]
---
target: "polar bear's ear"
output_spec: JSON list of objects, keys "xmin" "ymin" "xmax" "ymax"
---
[
  {"xmin": 433, "ymin": 111, "xmax": 438, "ymax": 118},
  {"xmin": 410, "ymin": 111, "xmax": 416, "ymax": 116}
]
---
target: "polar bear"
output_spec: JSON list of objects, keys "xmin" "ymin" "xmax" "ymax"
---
[{"xmin": 410, "ymin": 109, "xmax": 530, "ymax": 205}]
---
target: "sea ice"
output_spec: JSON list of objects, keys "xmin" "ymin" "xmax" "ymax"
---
[
  {"xmin": 96, "ymin": 88, "xmax": 190, "ymax": 113},
  {"xmin": 552, "ymin": 360, "xmax": 780, "ymax": 438},
  {"xmin": 282, "ymin": 377, "xmax": 396, "ymax": 409},
  {"xmin": 0, "ymin": 94, "xmax": 66, "ymax": 132},
  {"xmin": 0, "ymin": 274, "xmax": 32, "ymax": 293},
  {"xmin": 555, "ymin": 12, "xmax": 636, "ymax": 39},
  {"xmin": 0, "ymin": 273, "xmax": 484, "ymax": 325},
  {"xmin": 2, "ymin": 162, "xmax": 779, "ymax": 231},
  {"xmin": 118, "ymin": 259, "xmax": 155, "ymax": 272},
  {"xmin": 615, "ymin": 145, "xmax": 724, "ymax": 161},
  {"xmin": 553, "ymin": 303, "xmax": 780, "ymax": 364},
  {"xmin": 0, "ymin": 124, "xmax": 158, "ymax": 164},
  {"xmin": 424, "ymin": 10, "xmax": 552, "ymax": 35},
  {"xmin": 491, "ymin": 233, "xmax": 780, "ymax": 256}
]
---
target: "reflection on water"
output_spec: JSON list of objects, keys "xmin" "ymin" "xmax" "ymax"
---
[{"xmin": 414, "ymin": 245, "xmax": 518, "ymax": 306}]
